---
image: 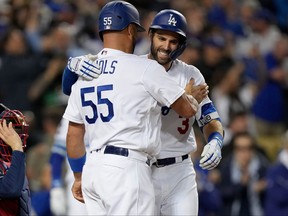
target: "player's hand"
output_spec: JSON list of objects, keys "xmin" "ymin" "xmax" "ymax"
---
[
  {"xmin": 185, "ymin": 79, "xmax": 209, "ymax": 104},
  {"xmin": 67, "ymin": 54, "xmax": 101, "ymax": 81},
  {"xmin": 0, "ymin": 120, "xmax": 23, "ymax": 151},
  {"xmin": 72, "ymin": 179, "xmax": 85, "ymax": 203},
  {"xmin": 50, "ymin": 187, "xmax": 67, "ymax": 216},
  {"xmin": 199, "ymin": 139, "xmax": 222, "ymax": 170}
]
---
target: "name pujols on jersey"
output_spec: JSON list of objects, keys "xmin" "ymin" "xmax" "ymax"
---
[{"xmin": 97, "ymin": 59, "xmax": 118, "ymax": 75}]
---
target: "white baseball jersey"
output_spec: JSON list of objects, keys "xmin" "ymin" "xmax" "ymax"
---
[
  {"xmin": 146, "ymin": 57, "xmax": 220, "ymax": 216},
  {"xmin": 141, "ymin": 57, "xmax": 220, "ymax": 159},
  {"xmin": 63, "ymin": 48, "xmax": 184, "ymax": 157}
]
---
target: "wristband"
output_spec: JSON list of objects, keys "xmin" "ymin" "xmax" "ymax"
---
[
  {"xmin": 67, "ymin": 153, "xmax": 86, "ymax": 173},
  {"xmin": 208, "ymin": 132, "xmax": 223, "ymax": 148}
]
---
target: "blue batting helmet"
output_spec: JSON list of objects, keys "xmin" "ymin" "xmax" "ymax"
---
[
  {"xmin": 98, "ymin": 1, "xmax": 145, "ymax": 40},
  {"xmin": 150, "ymin": 9, "xmax": 187, "ymax": 39},
  {"xmin": 149, "ymin": 9, "xmax": 187, "ymax": 60}
]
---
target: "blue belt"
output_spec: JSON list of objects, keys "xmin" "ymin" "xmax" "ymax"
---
[
  {"xmin": 104, "ymin": 145, "xmax": 129, "ymax": 157},
  {"xmin": 104, "ymin": 145, "xmax": 151, "ymax": 166},
  {"xmin": 153, "ymin": 154, "xmax": 189, "ymax": 168}
]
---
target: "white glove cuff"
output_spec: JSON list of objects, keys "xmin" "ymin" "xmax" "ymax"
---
[{"xmin": 68, "ymin": 57, "xmax": 82, "ymax": 72}]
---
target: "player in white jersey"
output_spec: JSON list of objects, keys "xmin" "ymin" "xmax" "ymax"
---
[
  {"xmin": 49, "ymin": 118, "xmax": 88, "ymax": 216},
  {"xmin": 62, "ymin": 8, "xmax": 224, "ymax": 216},
  {"xmin": 62, "ymin": 1, "xmax": 201, "ymax": 215},
  {"xmin": 146, "ymin": 9, "xmax": 224, "ymax": 215}
]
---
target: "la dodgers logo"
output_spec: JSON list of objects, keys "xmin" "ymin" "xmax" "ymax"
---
[{"xmin": 168, "ymin": 14, "xmax": 177, "ymax": 26}]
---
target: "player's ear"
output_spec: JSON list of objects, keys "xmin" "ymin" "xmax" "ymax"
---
[{"xmin": 127, "ymin": 24, "xmax": 137, "ymax": 39}]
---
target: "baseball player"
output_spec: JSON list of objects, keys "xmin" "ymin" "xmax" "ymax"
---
[
  {"xmin": 147, "ymin": 10, "xmax": 224, "ymax": 215},
  {"xmin": 0, "ymin": 104, "xmax": 31, "ymax": 216},
  {"xmin": 63, "ymin": 9, "xmax": 224, "ymax": 216},
  {"xmin": 63, "ymin": 1, "xmax": 200, "ymax": 216},
  {"xmin": 49, "ymin": 117, "xmax": 88, "ymax": 216}
]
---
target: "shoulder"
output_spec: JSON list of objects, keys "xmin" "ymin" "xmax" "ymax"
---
[
  {"xmin": 114, "ymin": 53, "xmax": 158, "ymax": 67},
  {"xmin": 173, "ymin": 59, "xmax": 199, "ymax": 71},
  {"xmin": 173, "ymin": 59, "xmax": 205, "ymax": 82},
  {"xmin": 136, "ymin": 57, "xmax": 164, "ymax": 71}
]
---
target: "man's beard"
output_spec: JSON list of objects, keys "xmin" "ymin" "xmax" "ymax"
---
[{"xmin": 150, "ymin": 41, "xmax": 171, "ymax": 65}]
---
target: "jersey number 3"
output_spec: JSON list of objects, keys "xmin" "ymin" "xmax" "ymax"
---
[
  {"xmin": 81, "ymin": 85, "xmax": 114, "ymax": 124},
  {"xmin": 162, "ymin": 106, "xmax": 190, "ymax": 134}
]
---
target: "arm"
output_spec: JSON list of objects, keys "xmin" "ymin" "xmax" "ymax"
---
[
  {"xmin": 170, "ymin": 93, "xmax": 199, "ymax": 118},
  {"xmin": 0, "ymin": 120, "xmax": 25, "ymax": 198},
  {"xmin": 195, "ymin": 100, "xmax": 224, "ymax": 170},
  {"xmin": 203, "ymin": 120, "xmax": 224, "ymax": 143},
  {"xmin": 66, "ymin": 121, "xmax": 86, "ymax": 203},
  {"xmin": 172, "ymin": 78, "xmax": 209, "ymax": 119},
  {"xmin": 0, "ymin": 151, "xmax": 25, "ymax": 198},
  {"xmin": 62, "ymin": 67, "xmax": 78, "ymax": 96},
  {"xmin": 62, "ymin": 55, "xmax": 101, "ymax": 96}
]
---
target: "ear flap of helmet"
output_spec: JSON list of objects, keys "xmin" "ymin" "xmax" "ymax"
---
[
  {"xmin": 0, "ymin": 104, "xmax": 29, "ymax": 162},
  {"xmin": 170, "ymin": 40, "xmax": 187, "ymax": 60}
]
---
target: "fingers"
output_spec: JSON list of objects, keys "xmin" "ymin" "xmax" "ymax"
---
[
  {"xmin": 189, "ymin": 78, "xmax": 195, "ymax": 85},
  {"xmin": 0, "ymin": 120, "xmax": 9, "ymax": 142},
  {"xmin": 199, "ymin": 83, "xmax": 209, "ymax": 95},
  {"xmin": 69, "ymin": 56, "xmax": 101, "ymax": 80},
  {"xmin": 73, "ymin": 193, "xmax": 85, "ymax": 203},
  {"xmin": 186, "ymin": 80, "xmax": 209, "ymax": 104},
  {"xmin": 82, "ymin": 59, "xmax": 101, "ymax": 78},
  {"xmin": 86, "ymin": 54, "xmax": 98, "ymax": 61},
  {"xmin": 200, "ymin": 154, "xmax": 220, "ymax": 170},
  {"xmin": 72, "ymin": 180, "xmax": 85, "ymax": 203},
  {"xmin": 83, "ymin": 59, "xmax": 100, "ymax": 71},
  {"xmin": 0, "ymin": 120, "xmax": 23, "ymax": 151},
  {"xmin": 0, "ymin": 120, "xmax": 5, "ymax": 142},
  {"xmin": 199, "ymin": 141, "xmax": 222, "ymax": 170},
  {"xmin": 184, "ymin": 78, "xmax": 194, "ymax": 94}
]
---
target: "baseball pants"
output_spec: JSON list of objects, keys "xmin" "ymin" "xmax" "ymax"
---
[
  {"xmin": 82, "ymin": 148, "xmax": 155, "ymax": 215},
  {"xmin": 152, "ymin": 156, "xmax": 198, "ymax": 216}
]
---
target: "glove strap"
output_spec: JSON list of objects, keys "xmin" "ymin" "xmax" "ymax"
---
[
  {"xmin": 208, "ymin": 132, "xmax": 223, "ymax": 148},
  {"xmin": 67, "ymin": 153, "xmax": 86, "ymax": 173}
]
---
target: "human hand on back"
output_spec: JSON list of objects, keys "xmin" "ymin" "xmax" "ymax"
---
[{"xmin": 67, "ymin": 54, "xmax": 101, "ymax": 81}]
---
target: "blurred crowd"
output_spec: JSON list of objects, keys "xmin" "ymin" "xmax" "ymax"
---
[{"xmin": 0, "ymin": 0, "xmax": 288, "ymax": 215}]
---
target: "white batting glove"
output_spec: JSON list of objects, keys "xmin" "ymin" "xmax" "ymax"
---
[
  {"xmin": 67, "ymin": 54, "xmax": 101, "ymax": 81},
  {"xmin": 50, "ymin": 187, "xmax": 67, "ymax": 216},
  {"xmin": 200, "ymin": 138, "xmax": 222, "ymax": 170}
]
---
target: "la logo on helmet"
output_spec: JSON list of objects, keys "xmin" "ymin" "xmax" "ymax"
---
[{"xmin": 168, "ymin": 14, "xmax": 177, "ymax": 26}]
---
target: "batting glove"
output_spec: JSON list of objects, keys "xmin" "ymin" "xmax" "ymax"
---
[
  {"xmin": 67, "ymin": 54, "xmax": 101, "ymax": 81},
  {"xmin": 200, "ymin": 138, "xmax": 222, "ymax": 170},
  {"xmin": 50, "ymin": 187, "xmax": 67, "ymax": 216}
]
